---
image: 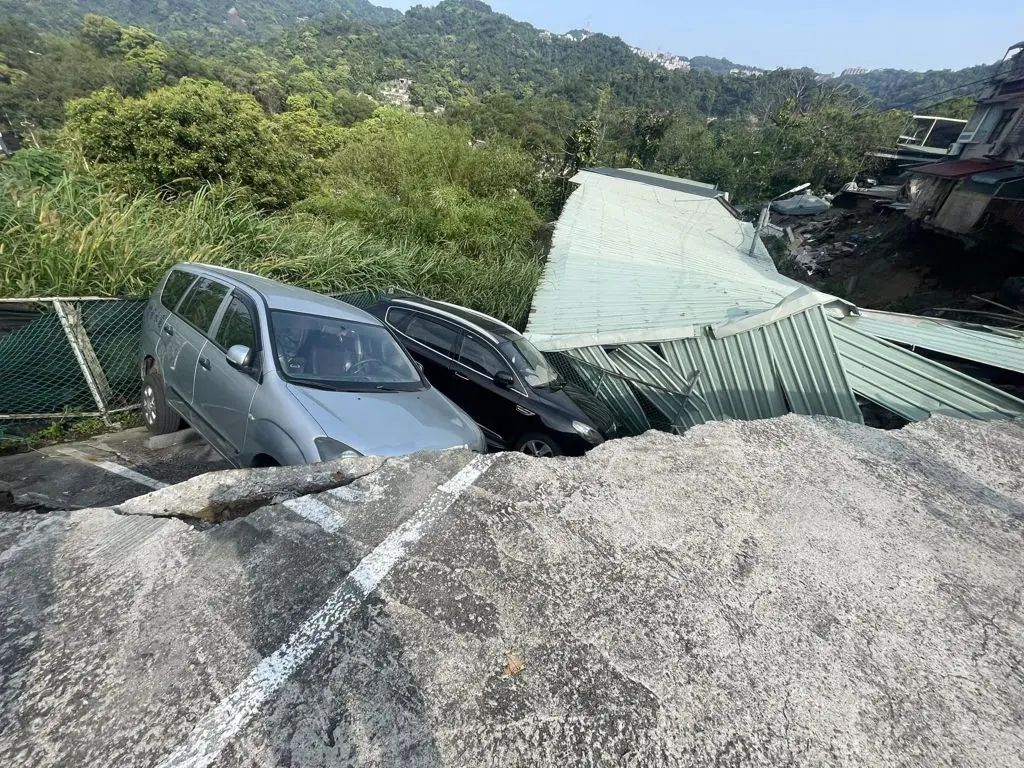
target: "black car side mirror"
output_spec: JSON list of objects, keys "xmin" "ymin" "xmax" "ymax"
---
[{"xmin": 493, "ymin": 370, "xmax": 515, "ymax": 389}]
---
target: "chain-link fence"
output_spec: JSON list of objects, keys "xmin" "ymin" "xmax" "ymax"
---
[{"xmin": 0, "ymin": 298, "xmax": 146, "ymax": 436}]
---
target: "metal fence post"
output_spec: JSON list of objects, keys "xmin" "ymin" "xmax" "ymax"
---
[{"xmin": 53, "ymin": 300, "xmax": 113, "ymax": 424}]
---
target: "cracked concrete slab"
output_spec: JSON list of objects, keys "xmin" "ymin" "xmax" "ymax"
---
[
  {"xmin": 2, "ymin": 416, "xmax": 1024, "ymax": 767},
  {"xmin": 0, "ymin": 427, "xmax": 232, "ymax": 511}
]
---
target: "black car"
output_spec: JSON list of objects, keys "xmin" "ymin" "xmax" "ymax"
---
[{"xmin": 366, "ymin": 295, "xmax": 615, "ymax": 456}]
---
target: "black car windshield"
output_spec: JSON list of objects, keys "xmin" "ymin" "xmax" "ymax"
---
[
  {"xmin": 499, "ymin": 335, "xmax": 560, "ymax": 388},
  {"xmin": 271, "ymin": 310, "xmax": 423, "ymax": 391}
]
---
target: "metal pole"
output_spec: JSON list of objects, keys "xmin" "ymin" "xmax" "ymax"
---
[
  {"xmin": 53, "ymin": 300, "xmax": 113, "ymax": 424},
  {"xmin": 749, "ymin": 205, "xmax": 770, "ymax": 257}
]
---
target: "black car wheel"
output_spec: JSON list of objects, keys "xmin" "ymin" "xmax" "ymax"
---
[
  {"xmin": 514, "ymin": 433, "xmax": 562, "ymax": 458},
  {"xmin": 141, "ymin": 371, "xmax": 182, "ymax": 435}
]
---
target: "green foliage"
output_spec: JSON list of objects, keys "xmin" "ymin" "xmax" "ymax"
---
[
  {"xmin": 653, "ymin": 102, "xmax": 907, "ymax": 203},
  {"xmin": 0, "ymin": 17, "xmax": 214, "ymax": 130},
  {"xmin": 0, "ymin": 0, "xmax": 401, "ymax": 36},
  {"xmin": 0, "ymin": 169, "xmax": 542, "ymax": 326},
  {"xmin": 299, "ymin": 108, "xmax": 543, "ymax": 258},
  {"xmin": 0, "ymin": 148, "xmax": 66, "ymax": 184},
  {"xmin": 62, "ymin": 79, "xmax": 342, "ymax": 206}
]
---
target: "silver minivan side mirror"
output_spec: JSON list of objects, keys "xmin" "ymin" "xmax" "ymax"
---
[{"xmin": 226, "ymin": 344, "xmax": 253, "ymax": 369}]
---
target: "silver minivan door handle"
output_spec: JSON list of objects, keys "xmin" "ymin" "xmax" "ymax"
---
[
  {"xmin": 162, "ymin": 324, "xmax": 174, "ymax": 336},
  {"xmin": 198, "ymin": 356, "xmax": 211, "ymax": 371},
  {"xmin": 453, "ymin": 370, "xmax": 469, "ymax": 381}
]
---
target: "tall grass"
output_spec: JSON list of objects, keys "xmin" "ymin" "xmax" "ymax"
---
[{"xmin": 0, "ymin": 171, "xmax": 543, "ymax": 327}]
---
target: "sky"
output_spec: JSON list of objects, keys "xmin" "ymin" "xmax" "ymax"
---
[{"xmin": 373, "ymin": 1, "xmax": 1024, "ymax": 73}]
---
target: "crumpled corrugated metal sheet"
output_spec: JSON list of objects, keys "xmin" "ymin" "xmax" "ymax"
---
[
  {"xmin": 665, "ymin": 307, "xmax": 863, "ymax": 428},
  {"xmin": 838, "ymin": 310, "xmax": 1024, "ymax": 375},
  {"xmin": 562, "ymin": 346, "xmax": 649, "ymax": 435},
  {"xmin": 830, "ymin": 320, "xmax": 1024, "ymax": 422}
]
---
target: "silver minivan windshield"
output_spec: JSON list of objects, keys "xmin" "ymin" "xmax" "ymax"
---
[{"xmin": 271, "ymin": 310, "xmax": 423, "ymax": 392}]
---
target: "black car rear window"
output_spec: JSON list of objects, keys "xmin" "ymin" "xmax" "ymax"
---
[
  {"xmin": 160, "ymin": 271, "xmax": 195, "ymax": 311},
  {"xmin": 384, "ymin": 307, "xmax": 413, "ymax": 331},
  {"xmin": 177, "ymin": 278, "xmax": 229, "ymax": 334},
  {"xmin": 404, "ymin": 315, "xmax": 458, "ymax": 356}
]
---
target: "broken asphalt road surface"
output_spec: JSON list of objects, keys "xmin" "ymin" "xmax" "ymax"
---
[{"xmin": 2, "ymin": 415, "xmax": 1023, "ymax": 767}]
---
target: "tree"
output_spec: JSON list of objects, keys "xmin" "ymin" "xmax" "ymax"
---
[
  {"xmin": 62, "ymin": 79, "xmax": 341, "ymax": 206},
  {"xmin": 80, "ymin": 14, "xmax": 123, "ymax": 55}
]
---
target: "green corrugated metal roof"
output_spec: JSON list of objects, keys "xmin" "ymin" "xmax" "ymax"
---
[
  {"xmin": 762, "ymin": 306, "xmax": 863, "ymax": 423},
  {"xmin": 525, "ymin": 170, "xmax": 803, "ymax": 351},
  {"xmin": 830, "ymin": 320, "xmax": 1024, "ymax": 421},
  {"xmin": 606, "ymin": 344, "xmax": 696, "ymax": 432},
  {"xmin": 839, "ymin": 310, "xmax": 1024, "ymax": 374},
  {"xmin": 527, "ymin": 169, "xmax": 1024, "ymax": 431},
  {"xmin": 662, "ymin": 329, "xmax": 787, "ymax": 425}
]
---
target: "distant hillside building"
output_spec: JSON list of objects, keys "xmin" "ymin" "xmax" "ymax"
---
[
  {"xmin": 631, "ymin": 47, "xmax": 691, "ymax": 71},
  {"xmin": 840, "ymin": 67, "xmax": 869, "ymax": 76},
  {"xmin": 380, "ymin": 78, "xmax": 414, "ymax": 108},
  {"xmin": 226, "ymin": 7, "xmax": 247, "ymax": 29}
]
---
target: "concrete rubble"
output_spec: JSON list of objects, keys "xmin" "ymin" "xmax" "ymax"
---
[
  {"xmin": 1, "ymin": 415, "xmax": 1024, "ymax": 767},
  {"xmin": 115, "ymin": 455, "xmax": 386, "ymax": 523}
]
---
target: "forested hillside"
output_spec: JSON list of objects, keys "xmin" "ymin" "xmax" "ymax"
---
[
  {"xmin": 0, "ymin": 0, "xmax": 980, "ymax": 323},
  {"xmin": 839, "ymin": 64, "xmax": 997, "ymax": 110},
  {"xmin": 0, "ymin": 0, "xmax": 401, "ymax": 35}
]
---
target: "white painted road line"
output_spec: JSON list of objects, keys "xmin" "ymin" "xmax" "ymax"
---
[
  {"xmin": 282, "ymin": 496, "xmax": 347, "ymax": 534},
  {"xmin": 328, "ymin": 485, "xmax": 367, "ymax": 503},
  {"xmin": 58, "ymin": 447, "xmax": 168, "ymax": 491},
  {"xmin": 156, "ymin": 454, "xmax": 496, "ymax": 768}
]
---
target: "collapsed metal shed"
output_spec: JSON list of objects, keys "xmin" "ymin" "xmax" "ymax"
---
[{"xmin": 525, "ymin": 170, "xmax": 1024, "ymax": 434}]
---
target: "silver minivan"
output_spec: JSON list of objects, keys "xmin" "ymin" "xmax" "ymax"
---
[{"xmin": 139, "ymin": 264, "xmax": 486, "ymax": 466}]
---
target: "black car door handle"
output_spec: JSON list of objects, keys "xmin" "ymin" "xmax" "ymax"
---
[
  {"xmin": 453, "ymin": 370, "xmax": 469, "ymax": 381},
  {"xmin": 198, "ymin": 356, "xmax": 211, "ymax": 371},
  {"xmin": 162, "ymin": 324, "xmax": 174, "ymax": 336}
]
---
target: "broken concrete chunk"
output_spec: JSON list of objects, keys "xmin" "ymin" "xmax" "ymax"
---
[{"xmin": 114, "ymin": 456, "xmax": 386, "ymax": 523}]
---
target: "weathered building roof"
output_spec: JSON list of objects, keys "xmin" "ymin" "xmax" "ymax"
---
[
  {"xmin": 585, "ymin": 167, "xmax": 723, "ymax": 198},
  {"xmin": 909, "ymin": 158, "xmax": 1014, "ymax": 178}
]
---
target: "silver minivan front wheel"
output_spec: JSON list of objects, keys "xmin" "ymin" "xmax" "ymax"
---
[{"xmin": 142, "ymin": 371, "xmax": 182, "ymax": 435}]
